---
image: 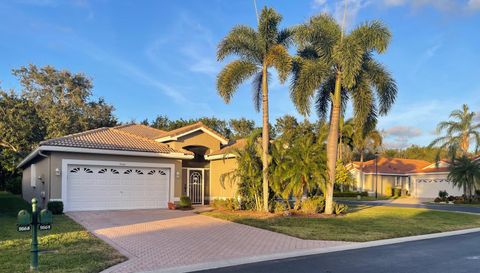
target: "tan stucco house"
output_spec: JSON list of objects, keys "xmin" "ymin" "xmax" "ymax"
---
[
  {"xmin": 347, "ymin": 157, "xmax": 466, "ymax": 199},
  {"xmin": 18, "ymin": 122, "xmax": 242, "ymax": 211}
]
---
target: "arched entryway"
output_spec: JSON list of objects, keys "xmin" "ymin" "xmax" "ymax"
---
[{"xmin": 182, "ymin": 145, "xmax": 210, "ymax": 205}]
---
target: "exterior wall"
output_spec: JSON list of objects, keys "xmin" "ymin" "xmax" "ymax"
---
[
  {"xmin": 21, "ymin": 156, "xmax": 50, "ymax": 208},
  {"xmin": 209, "ymin": 158, "xmax": 238, "ymax": 199},
  {"xmin": 410, "ymin": 173, "xmax": 463, "ymax": 198},
  {"xmin": 33, "ymin": 152, "xmax": 183, "ymax": 202},
  {"xmin": 362, "ymin": 174, "xmax": 395, "ymax": 196},
  {"xmin": 167, "ymin": 131, "xmax": 221, "ymax": 153}
]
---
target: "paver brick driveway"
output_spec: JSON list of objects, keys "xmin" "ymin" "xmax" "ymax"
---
[{"xmin": 68, "ymin": 209, "xmax": 351, "ymax": 273}]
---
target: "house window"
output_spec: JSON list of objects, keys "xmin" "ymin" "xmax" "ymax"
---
[
  {"xmin": 135, "ymin": 170, "xmax": 144, "ymax": 175},
  {"xmin": 158, "ymin": 170, "xmax": 166, "ymax": 175},
  {"xmin": 111, "ymin": 169, "xmax": 120, "ymax": 174}
]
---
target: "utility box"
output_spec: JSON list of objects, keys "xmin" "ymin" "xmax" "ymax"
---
[
  {"xmin": 39, "ymin": 209, "xmax": 52, "ymax": 224},
  {"xmin": 17, "ymin": 210, "xmax": 31, "ymax": 232}
]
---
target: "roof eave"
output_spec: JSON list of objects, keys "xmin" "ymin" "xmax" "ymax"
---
[
  {"xmin": 204, "ymin": 153, "xmax": 236, "ymax": 160},
  {"xmin": 17, "ymin": 145, "xmax": 194, "ymax": 169}
]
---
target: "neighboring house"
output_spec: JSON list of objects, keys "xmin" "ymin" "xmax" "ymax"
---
[
  {"xmin": 18, "ymin": 122, "xmax": 242, "ymax": 211},
  {"xmin": 347, "ymin": 157, "xmax": 465, "ymax": 199}
]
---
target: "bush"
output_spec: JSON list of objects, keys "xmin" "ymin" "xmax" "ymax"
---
[
  {"xmin": 447, "ymin": 195, "xmax": 455, "ymax": 202},
  {"xmin": 211, "ymin": 198, "xmax": 239, "ymax": 210},
  {"xmin": 5, "ymin": 176, "xmax": 21, "ymax": 195},
  {"xmin": 333, "ymin": 191, "xmax": 368, "ymax": 197},
  {"xmin": 178, "ymin": 195, "xmax": 192, "ymax": 209},
  {"xmin": 434, "ymin": 197, "xmax": 442, "ymax": 203},
  {"xmin": 333, "ymin": 202, "xmax": 348, "ymax": 215},
  {"xmin": 47, "ymin": 201, "xmax": 64, "ymax": 215},
  {"xmin": 438, "ymin": 190, "xmax": 448, "ymax": 198},
  {"xmin": 271, "ymin": 200, "xmax": 287, "ymax": 213},
  {"xmin": 392, "ymin": 188, "xmax": 401, "ymax": 197},
  {"xmin": 301, "ymin": 196, "xmax": 325, "ymax": 214}
]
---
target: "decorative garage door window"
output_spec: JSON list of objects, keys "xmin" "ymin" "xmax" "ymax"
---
[
  {"xmin": 68, "ymin": 166, "xmax": 168, "ymax": 176},
  {"xmin": 417, "ymin": 178, "xmax": 450, "ymax": 183}
]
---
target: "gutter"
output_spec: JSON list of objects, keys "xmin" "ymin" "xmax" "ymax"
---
[
  {"xmin": 17, "ymin": 145, "xmax": 194, "ymax": 169},
  {"xmin": 204, "ymin": 153, "xmax": 236, "ymax": 161}
]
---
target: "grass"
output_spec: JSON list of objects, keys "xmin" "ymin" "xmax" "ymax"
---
[
  {"xmin": 0, "ymin": 191, "xmax": 126, "ymax": 273},
  {"xmin": 202, "ymin": 205, "xmax": 480, "ymax": 242}
]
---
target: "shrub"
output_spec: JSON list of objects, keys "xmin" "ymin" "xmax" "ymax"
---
[
  {"xmin": 392, "ymin": 188, "xmax": 401, "ymax": 197},
  {"xmin": 47, "ymin": 201, "xmax": 64, "ymax": 215},
  {"xmin": 211, "ymin": 198, "xmax": 239, "ymax": 210},
  {"xmin": 271, "ymin": 200, "xmax": 287, "ymax": 213},
  {"xmin": 438, "ymin": 190, "xmax": 448, "ymax": 198},
  {"xmin": 434, "ymin": 197, "xmax": 442, "ymax": 203},
  {"xmin": 333, "ymin": 191, "xmax": 368, "ymax": 197},
  {"xmin": 301, "ymin": 196, "xmax": 325, "ymax": 214},
  {"xmin": 5, "ymin": 176, "xmax": 21, "ymax": 195},
  {"xmin": 178, "ymin": 195, "xmax": 192, "ymax": 209},
  {"xmin": 447, "ymin": 195, "xmax": 455, "ymax": 202},
  {"xmin": 333, "ymin": 202, "xmax": 348, "ymax": 215}
]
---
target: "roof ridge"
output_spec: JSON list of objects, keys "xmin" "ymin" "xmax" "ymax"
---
[
  {"xmin": 110, "ymin": 128, "xmax": 172, "ymax": 148},
  {"xmin": 40, "ymin": 127, "xmax": 109, "ymax": 145}
]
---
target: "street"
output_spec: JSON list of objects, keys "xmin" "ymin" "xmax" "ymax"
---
[{"xmin": 197, "ymin": 232, "xmax": 480, "ymax": 273}]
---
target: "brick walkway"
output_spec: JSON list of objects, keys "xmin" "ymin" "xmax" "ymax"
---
[{"xmin": 68, "ymin": 210, "xmax": 352, "ymax": 273}]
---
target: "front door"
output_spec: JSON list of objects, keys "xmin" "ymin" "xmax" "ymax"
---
[{"xmin": 188, "ymin": 169, "xmax": 204, "ymax": 204}]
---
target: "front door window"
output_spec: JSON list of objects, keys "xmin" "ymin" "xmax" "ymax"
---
[{"xmin": 188, "ymin": 170, "xmax": 203, "ymax": 204}]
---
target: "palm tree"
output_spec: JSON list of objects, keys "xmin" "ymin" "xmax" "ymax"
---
[
  {"xmin": 448, "ymin": 155, "xmax": 480, "ymax": 201},
  {"xmin": 271, "ymin": 131, "xmax": 327, "ymax": 209},
  {"xmin": 216, "ymin": 7, "xmax": 292, "ymax": 211},
  {"xmin": 430, "ymin": 104, "xmax": 480, "ymax": 160},
  {"xmin": 291, "ymin": 14, "xmax": 396, "ymax": 214}
]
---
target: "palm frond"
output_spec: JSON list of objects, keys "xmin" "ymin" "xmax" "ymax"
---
[
  {"xmin": 217, "ymin": 25, "xmax": 261, "ymax": 63},
  {"xmin": 350, "ymin": 20, "xmax": 391, "ymax": 53},
  {"xmin": 266, "ymin": 44, "xmax": 292, "ymax": 83},
  {"xmin": 216, "ymin": 60, "xmax": 259, "ymax": 103},
  {"xmin": 364, "ymin": 57, "xmax": 397, "ymax": 115}
]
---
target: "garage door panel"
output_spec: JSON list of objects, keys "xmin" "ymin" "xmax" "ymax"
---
[
  {"xmin": 415, "ymin": 177, "xmax": 464, "ymax": 198},
  {"xmin": 66, "ymin": 164, "xmax": 170, "ymax": 211}
]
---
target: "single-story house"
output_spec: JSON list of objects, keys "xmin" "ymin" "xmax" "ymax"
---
[
  {"xmin": 347, "ymin": 157, "xmax": 475, "ymax": 198},
  {"xmin": 18, "ymin": 122, "xmax": 242, "ymax": 211}
]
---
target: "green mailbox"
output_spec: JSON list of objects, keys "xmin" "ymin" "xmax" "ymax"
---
[
  {"xmin": 39, "ymin": 209, "xmax": 52, "ymax": 231},
  {"xmin": 17, "ymin": 210, "xmax": 31, "ymax": 232}
]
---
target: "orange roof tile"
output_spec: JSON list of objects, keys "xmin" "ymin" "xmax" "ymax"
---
[
  {"xmin": 40, "ymin": 127, "xmax": 191, "ymax": 155},
  {"xmin": 114, "ymin": 124, "xmax": 166, "ymax": 140},
  {"xmin": 208, "ymin": 139, "xmax": 247, "ymax": 156},
  {"xmin": 157, "ymin": 122, "xmax": 228, "ymax": 143},
  {"xmin": 352, "ymin": 157, "xmax": 432, "ymax": 174}
]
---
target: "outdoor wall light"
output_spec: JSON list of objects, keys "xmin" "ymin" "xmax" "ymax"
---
[
  {"xmin": 55, "ymin": 168, "xmax": 61, "ymax": 176},
  {"xmin": 176, "ymin": 171, "xmax": 180, "ymax": 178}
]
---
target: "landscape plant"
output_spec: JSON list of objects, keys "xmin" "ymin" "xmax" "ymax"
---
[
  {"xmin": 290, "ymin": 14, "xmax": 397, "ymax": 213},
  {"xmin": 216, "ymin": 6, "xmax": 293, "ymax": 211}
]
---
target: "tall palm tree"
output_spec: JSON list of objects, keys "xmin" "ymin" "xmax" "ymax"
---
[
  {"xmin": 430, "ymin": 104, "xmax": 480, "ymax": 160},
  {"xmin": 448, "ymin": 155, "xmax": 480, "ymax": 201},
  {"xmin": 291, "ymin": 14, "xmax": 397, "ymax": 214},
  {"xmin": 216, "ymin": 7, "xmax": 292, "ymax": 211}
]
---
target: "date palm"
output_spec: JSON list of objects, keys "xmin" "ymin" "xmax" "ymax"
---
[
  {"xmin": 216, "ymin": 7, "xmax": 292, "ymax": 211},
  {"xmin": 430, "ymin": 104, "xmax": 480, "ymax": 160},
  {"xmin": 291, "ymin": 14, "xmax": 396, "ymax": 214},
  {"xmin": 448, "ymin": 155, "xmax": 480, "ymax": 201}
]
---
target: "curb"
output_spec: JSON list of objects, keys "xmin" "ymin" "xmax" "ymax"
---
[{"xmin": 142, "ymin": 227, "xmax": 480, "ymax": 273}]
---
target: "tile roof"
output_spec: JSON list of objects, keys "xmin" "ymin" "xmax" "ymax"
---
[
  {"xmin": 157, "ymin": 122, "xmax": 228, "ymax": 143},
  {"xmin": 351, "ymin": 157, "xmax": 433, "ymax": 174},
  {"xmin": 40, "ymin": 127, "xmax": 191, "ymax": 155},
  {"xmin": 114, "ymin": 124, "xmax": 166, "ymax": 140},
  {"xmin": 208, "ymin": 139, "xmax": 247, "ymax": 156}
]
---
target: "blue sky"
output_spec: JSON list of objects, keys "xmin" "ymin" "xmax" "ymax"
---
[{"xmin": 0, "ymin": 0, "xmax": 479, "ymax": 148}]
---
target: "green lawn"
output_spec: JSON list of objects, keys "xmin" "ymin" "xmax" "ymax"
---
[
  {"xmin": 334, "ymin": 196, "xmax": 392, "ymax": 201},
  {"xmin": 202, "ymin": 206, "xmax": 480, "ymax": 242},
  {"xmin": 0, "ymin": 192, "xmax": 126, "ymax": 273}
]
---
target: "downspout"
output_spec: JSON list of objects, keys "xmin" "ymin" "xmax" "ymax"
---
[{"xmin": 38, "ymin": 151, "xmax": 49, "ymax": 207}]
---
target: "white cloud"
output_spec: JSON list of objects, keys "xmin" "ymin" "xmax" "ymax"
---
[
  {"xmin": 468, "ymin": 0, "xmax": 480, "ymax": 10},
  {"xmin": 311, "ymin": 0, "xmax": 372, "ymax": 29},
  {"xmin": 412, "ymin": 40, "xmax": 443, "ymax": 74},
  {"xmin": 383, "ymin": 126, "xmax": 422, "ymax": 149}
]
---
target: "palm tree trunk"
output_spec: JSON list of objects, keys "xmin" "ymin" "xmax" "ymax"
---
[
  {"xmin": 360, "ymin": 151, "xmax": 364, "ymax": 191},
  {"xmin": 325, "ymin": 73, "xmax": 342, "ymax": 214},
  {"xmin": 261, "ymin": 62, "xmax": 270, "ymax": 212}
]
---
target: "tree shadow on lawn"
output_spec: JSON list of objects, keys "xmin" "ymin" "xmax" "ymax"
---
[{"xmin": 207, "ymin": 206, "xmax": 480, "ymax": 242}]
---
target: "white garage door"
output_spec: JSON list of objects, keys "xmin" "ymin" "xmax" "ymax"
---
[
  {"xmin": 415, "ymin": 178, "xmax": 463, "ymax": 198},
  {"xmin": 66, "ymin": 164, "xmax": 170, "ymax": 211}
]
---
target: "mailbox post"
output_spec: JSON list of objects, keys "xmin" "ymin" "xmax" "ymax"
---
[
  {"xmin": 17, "ymin": 198, "xmax": 53, "ymax": 271},
  {"xmin": 31, "ymin": 198, "xmax": 38, "ymax": 271}
]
